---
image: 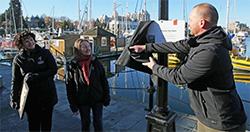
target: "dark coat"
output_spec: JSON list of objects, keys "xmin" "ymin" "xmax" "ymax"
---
[
  {"xmin": 146, "ymin": 26, "xmax": 247, "ymax": 130},
  {"xmin": 10, "ymin": 44, "xmax": 58, "ymax": 111},
  {"xmin": 115, "ymin": 21, "xmax": 154, "ymax": 74},
  {"xmin": 65, "ymin": 56, "xmax": 110, "ymax": 113}
]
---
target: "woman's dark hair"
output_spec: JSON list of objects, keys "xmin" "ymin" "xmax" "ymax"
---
[{"xmin": 13, "ymin": 31, "xmax": 36, "ymax": 50}]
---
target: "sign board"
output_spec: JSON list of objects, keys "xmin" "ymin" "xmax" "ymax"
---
[
  {"xmin": 18, "ymin": 82, "xmax": 29, "ymax": 119},
  {"xmin": 146, "ymin": 20, "xmax": 185, "ymax": 43}
]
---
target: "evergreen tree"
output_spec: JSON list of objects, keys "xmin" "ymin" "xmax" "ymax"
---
[{"xmin": 0, "ymin": 0, "xmax": 27, "ymax": 32}]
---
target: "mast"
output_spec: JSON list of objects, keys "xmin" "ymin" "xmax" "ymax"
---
[
  {"xmin": 11, "ymin": 0, "xmax": 17, "ymax": 34},
  {"xmin": 126, "ymin": 2, "xmax": 128, "ymax": 33},
  {"xmin": 226, "ymin": 0, "xmax": 230, "ymax": 33},
  {"xmin": 121, "ymin": 8, "xmax": 123, "ymax": 35},
  {"xmin": 89, "ymin": 0, "xmax": 92, "ymax": 29},
  {"xmin": 144, "ymin": 0, "xmax": 146, "ymax": 21},
  {"xmin": 234, "ymin": 0, "xmax": 236, "ymax": 34},
  {"xmin": 183, "ymin": 0, "xmax": 185, "ymax": 20},
  {"xmin": 153, "ymin": 0, "xmax": 155, "ymax": 20},
  {"xmin": 20, "ymin": 0, "xmax": 23, "ymax": 31},
  {"xmin": 52, "ymin": 6, "xmax": 54, "ymax": 32},
  {"xmin": 113, "ymin": 0, "xmax": 117, "ymax": 36},
  {"xmin": 78, "ymin": 0, "xmax": 80, "ymax": 31},
  {"xmin": 5, "ymin": 12, "xmax": 8, "ymax": 34}
]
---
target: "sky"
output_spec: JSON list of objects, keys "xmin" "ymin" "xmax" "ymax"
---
[{"xmin": 1, "ymin": 0, "xmax": 250, "ymax": 28}]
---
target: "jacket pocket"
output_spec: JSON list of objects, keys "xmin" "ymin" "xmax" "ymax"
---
[{"xmin": 202, "ymin": 88, "xmax": 235, "ymax": 121}]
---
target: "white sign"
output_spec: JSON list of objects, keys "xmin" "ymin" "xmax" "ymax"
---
[{"xmin": 146, "ymin": 20, "xmax": 185, "ymax": 43}]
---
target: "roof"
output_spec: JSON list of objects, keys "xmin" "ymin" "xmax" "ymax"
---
[
  {"xmin": 53, "ymin": 34, "xmax": 80, "ymax": 40},
  {"xmin": 81, "ymin": 27, "xmax": 116, "ymax": 37}
]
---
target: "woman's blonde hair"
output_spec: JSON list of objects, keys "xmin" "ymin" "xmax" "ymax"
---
[{"xmin": 72, "ymin": 38, "xmax": 90, "ymax": 59}]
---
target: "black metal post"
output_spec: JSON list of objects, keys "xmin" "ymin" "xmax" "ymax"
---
[
  {"xmin": 146, "ymin": 0, "xmax": 177, "ymax": 131},
  {"xmin": 145, "ymin": 79, "xmax": 155, "ymax": 112}
]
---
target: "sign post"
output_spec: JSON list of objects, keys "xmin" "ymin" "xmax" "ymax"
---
[{"xmin": 145, "ymin": 0, "xmax": 185, "ymax": 131}]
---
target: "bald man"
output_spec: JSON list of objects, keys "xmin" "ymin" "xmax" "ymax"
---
[{"xmin": 130, "ymin": 3, "xmax": 247, "ymax": 132}]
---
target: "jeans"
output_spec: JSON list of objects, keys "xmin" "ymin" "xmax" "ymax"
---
[
  {"xmin": 25, "ymin": 106, "xmax": 54, "ymax": 132},
  {"xmin": 79, "ymin": 102, "xmax": 103, "ymax": 132}
]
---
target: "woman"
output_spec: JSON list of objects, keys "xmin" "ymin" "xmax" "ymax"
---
[
  {"xmin": 10, "ymin": 31, "xmax": 58, "ymax": 131},
  {"xmin": 65, "ymin": 38, "xmax": 110, "ymax": 131}
]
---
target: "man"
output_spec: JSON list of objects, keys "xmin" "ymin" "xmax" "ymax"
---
[{"xmin": 130, "ymin": 3, "xmax": 247, "ymax": 132}]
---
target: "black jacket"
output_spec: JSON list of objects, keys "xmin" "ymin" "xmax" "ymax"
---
[
  {"xmin": 10, "ymin": 44, "xmax": 58, "ymax": 110},
  {"xmin": 115, "ymin": 21, "xmax": 154, "ymax": 74},
  {"xmin": 65, "ymin": 56, "xmax": 110, "ymax": 113},
  {"xmin": 146, "ymin": 26, "xmax": 247, "ymax": 130}
]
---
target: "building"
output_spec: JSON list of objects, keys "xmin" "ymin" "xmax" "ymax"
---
[
  {"xmin": 98, "ymin": 9, "xmax": 150, "ymax": 37},
  {"xmin": 229, "ymin": 21, "xmax": 249, "ymax": 33},
  {"xmin": 24, "ymin": 15, "xmax": 40, "ymax": 28}
]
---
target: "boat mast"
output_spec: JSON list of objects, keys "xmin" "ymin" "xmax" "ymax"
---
[
  {"xmin": 126, "ymin": 2, "xmax": 128, "ymax": 33},
  {"xmin": 78, "ymin": 0, "xmax": 80, "ymax": 31},
  {"xmin": 113, "ymin": 0, "xmax": 117, "ymax": 36},
  {"xmin": 11, "ymin": 0, "xmax": 17, "ymax": 34},
  {"xmin": 226, "ymin": 0, "xmax": 230, "ymax": 33},
  {"xmin": 234, "ymin": 0, "xmax": 236, "ymax": 34},
  {"xmin": 183, "ymin": 0, "xmax": 185, "ymax": 21},
  {"xmin": 5, "ymin": 12, "xmax": 8, "ymax": 34},
  {"xmin": 20, "ymin": 0, "xmax": 23, "ymax": 31},
  {"xmin": 144, "ymin": 0, "xmax": 146, "ymax": 21},
  {"xmin": 89, "ymin": 0, "xmax": 92, "ymax": 29},
  {"xmin": 52, "ymin": 6, "xmax": 54, "ymax": 32}
]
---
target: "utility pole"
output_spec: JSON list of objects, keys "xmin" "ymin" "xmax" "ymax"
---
[{"xmin": 145, "ymin": 0, "xmax": 177, "ymax": 131}]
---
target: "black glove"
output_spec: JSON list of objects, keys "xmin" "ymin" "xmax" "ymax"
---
[
  {"xmin": 25, "ymin": 73, "xmax": 39, "ymax": 82},
  {"xmin": 10, "ymin": 101, "xmax": 19, "ymax": 110}
]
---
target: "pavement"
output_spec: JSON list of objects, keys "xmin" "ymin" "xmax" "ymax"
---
[{"xmin": 0, "ymin": 64, "xmax": 248, "ymax": 132}]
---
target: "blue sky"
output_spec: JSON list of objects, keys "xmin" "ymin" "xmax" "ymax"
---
[{"xmin": 1, "ymin": 0, "xmax": 250, "ymax": 28}]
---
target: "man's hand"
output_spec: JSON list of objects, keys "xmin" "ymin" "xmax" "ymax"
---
[
  {"xmin": 129, "ymin": 45, "xmax": 146, "ymax": 53},
  {"xmin": 142, "ymin": 57, "xmax": 156, "ymax": 70}
]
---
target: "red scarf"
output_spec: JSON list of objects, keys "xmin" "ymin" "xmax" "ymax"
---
[{"xmin": 77, "ymin": 55, "xmax": 92, "ymax": 85}]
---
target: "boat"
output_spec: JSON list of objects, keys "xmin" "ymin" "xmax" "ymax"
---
[
  {"xmin": 233, "ymin": 69, "xmax": 250, "ymax": 84},
  {"xmin": 169, "ymin": 56, "xmax": 180, "ymax": 64},
  {"xmin": 232, "ymin": 31, "xmax": 248, "ymax": 44},
  {"xmin": 231, "ymin": 56, "xmax": 250, "ymax": 71}
]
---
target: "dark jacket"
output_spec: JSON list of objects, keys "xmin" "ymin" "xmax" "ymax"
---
[
  {"xmin": 115, "ymin": 21, "xmax": 154, "ymax": 74},
  {"xmin": 146, "ymin": 26, "xmax": 247, "ymax": 130},
  {"xmin": 10, "ymin": 44, "xmax": 58, "ymax": 111},
  {"xmin": 65, "ymin": 56, "xmax": 110, "ymax": 113}
]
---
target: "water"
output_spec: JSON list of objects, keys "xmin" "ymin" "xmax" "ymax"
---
[{"xmin": 100, "ymin": 37, "xmax": 250, "ymax": 126}]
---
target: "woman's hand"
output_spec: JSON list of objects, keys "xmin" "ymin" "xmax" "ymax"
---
[{"xmin": 74, "ymin": 111, "xmax": 80, "ymax": 115}]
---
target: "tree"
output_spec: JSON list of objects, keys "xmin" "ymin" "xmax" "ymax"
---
[
  {"xmin": 62, "ymin": 21, "xmax": 69, "ymax": 30},
  {"xmin": 38, "ymin": 19, "xmax": 45, "ymax": 28},
  {"xmin": 44, "ymin": 16, "xmax": 52, "ymax": 28},
  {"xmin": 0, "ymin": 0, "xmax": 26, "ymax": 31},
  {"xmin": 95, "ymin": 18, "xmax": 101, "ymax": 28}
]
